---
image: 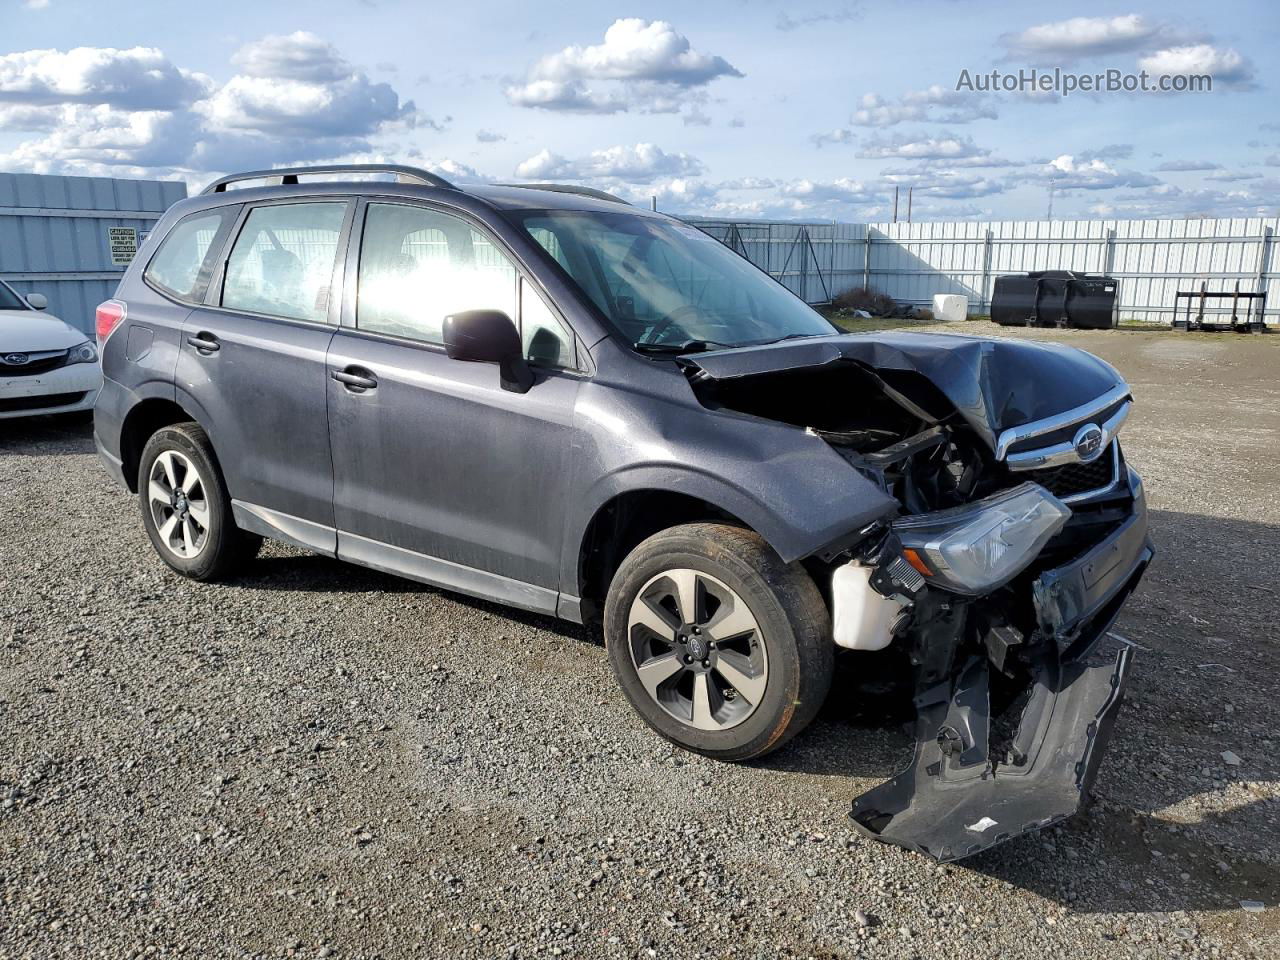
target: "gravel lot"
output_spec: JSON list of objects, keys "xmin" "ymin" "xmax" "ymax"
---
[{"xmin": 2, "ymin": 322, "xmax": 1278, "ymax": 959}]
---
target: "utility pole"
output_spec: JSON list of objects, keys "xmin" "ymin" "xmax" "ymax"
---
[
  {"xmin": 1046, "ymin": 179, "xmax": 1055, "ymax": 221},
  {"xmin": 907, "ymin": 187, "xmax": 913, "ymax": 224},
  {"xmin": 651, "ymin": 196, "xmax": 657, "ymax": 212},
  {"xmin": 892, "ymin": 186, "xmax": 899, "ymax": 224}
]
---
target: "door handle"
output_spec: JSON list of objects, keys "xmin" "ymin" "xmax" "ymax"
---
[
  {"xmin": 186, "ymin": 332, "xmax": 220, "ymax": 353},
  {"xmin": 332, "ymin": 368, "xmax": 378, "ymax": 392}
]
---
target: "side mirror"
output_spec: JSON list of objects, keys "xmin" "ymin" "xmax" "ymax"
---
[
  {"xmin": 26, "ymin": 293, "xmax": 47, "ymax": 310},
  {"xmin": 442, "ymin": 309, "xmax": 533, "ymax": 394}
]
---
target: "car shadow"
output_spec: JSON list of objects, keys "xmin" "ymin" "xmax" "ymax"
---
[
  {"xmin": 0, "ymin": 412, "xmax": 95, "ymax": 453},
  {"xmin": 237, "ymin": 552, "xmax": 596, "ymax": 645}
]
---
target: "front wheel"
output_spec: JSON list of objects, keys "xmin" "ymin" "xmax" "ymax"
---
[{"xmin": 604, "ymin": 523, "xmax": 833, "ymax": 762}]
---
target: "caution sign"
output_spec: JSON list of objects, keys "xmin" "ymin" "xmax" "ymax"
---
[{"xmin": 107, "ymin": 226, "xmax": 138, "ymax": 266}]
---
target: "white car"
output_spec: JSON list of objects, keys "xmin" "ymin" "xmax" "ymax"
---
[{"xmin": 0, "ymin": 279, "xmax": 102, "ymax": 420}]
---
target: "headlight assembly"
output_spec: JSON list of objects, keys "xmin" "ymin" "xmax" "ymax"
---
[
  {"xmin": 893, "ymin": 482, "xmax": 1070, "ymax": 595},
  {"xmin": 66, "ymin": 340, "xmax": 99, "ymax": 365}
]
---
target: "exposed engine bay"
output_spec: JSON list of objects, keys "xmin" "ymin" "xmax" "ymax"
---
[{"xmin": 679, "ymin": 334, "xmax": 1154, "ymax": 861}]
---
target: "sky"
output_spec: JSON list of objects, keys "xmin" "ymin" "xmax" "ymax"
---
[{"xmin": 2, "ymin": 0, "xmax": 1276, "ymax": 222}]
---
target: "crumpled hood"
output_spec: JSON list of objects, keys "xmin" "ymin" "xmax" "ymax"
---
[
  {"xmin": 679, "ymin": 331, "xmax": 1126, "ymax": 451},
  {"xmin": 0, "ymin": 309, "xmax": 85, "ymax": 352}
]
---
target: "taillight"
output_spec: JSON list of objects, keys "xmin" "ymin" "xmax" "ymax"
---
[{"xmin": 95, "ymin": 299, "xmax": 126, "ymax": 343}]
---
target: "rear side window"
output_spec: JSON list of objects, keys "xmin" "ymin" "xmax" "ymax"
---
[
  {"xmin": 144, "ymin": 209, "xmax": 234, "ymax": 302},
  {"xmin": 222, "ymin": 202, "xmax": 347, "ymax": 323}
]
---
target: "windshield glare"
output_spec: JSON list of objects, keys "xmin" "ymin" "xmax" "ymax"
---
[{"xmin": 515, "ymin": 211, "xmax": 837, "ymax": 350}]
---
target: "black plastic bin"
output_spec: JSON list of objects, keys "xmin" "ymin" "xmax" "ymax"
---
[{"xmin": 991, "ymin": 271, "xmax": 1119, "ymax": 329}]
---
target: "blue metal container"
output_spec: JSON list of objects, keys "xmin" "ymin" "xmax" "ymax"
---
[{"xmin": 0, "ymin": 172, "xmax": 187, "ymax": 335}]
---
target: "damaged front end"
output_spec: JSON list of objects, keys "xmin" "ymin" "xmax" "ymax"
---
[
  {"xmin": 844, "ymin": 477, "xmax": 1151, "ymax": 861},
  {"xmin": 679, "ymin": 333, "xmax": 1154, "ymax": 861}
]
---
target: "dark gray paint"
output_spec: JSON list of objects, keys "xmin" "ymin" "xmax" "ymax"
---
[
  {"xmin": 95, "ymin": 178, "xmax": 1125, "ymax": 621},
  {"xmin": 679, "ymin": 332, "xmax": 1124, "ymax": 452}
]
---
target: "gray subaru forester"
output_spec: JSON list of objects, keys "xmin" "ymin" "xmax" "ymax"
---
[{"xmin": 94, "ymin": 164, "xmax": 1152, "ymax": 861}]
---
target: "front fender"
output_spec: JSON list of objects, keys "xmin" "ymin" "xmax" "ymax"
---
[{"xmin": 562, "ymin": 455, "xmax": 897, "ymax": 597}]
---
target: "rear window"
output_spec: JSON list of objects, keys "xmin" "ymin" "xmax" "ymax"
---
[{"xmin": 144, "ymin": 209, "xmax": 236, "ymax": 302}]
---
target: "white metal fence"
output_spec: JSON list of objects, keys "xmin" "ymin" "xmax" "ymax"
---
[{"xmin": 684, "ymin": 215, "xmax": 1279, "ymax": 325}]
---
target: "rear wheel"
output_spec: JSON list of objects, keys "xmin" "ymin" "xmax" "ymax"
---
[
  {"xmin": 604, "ymin": 523, "xmax": 833, "ymax": 762},
  {"xmin": 137, "ymin": 423, "xmax": 260, "ymax": 581}
]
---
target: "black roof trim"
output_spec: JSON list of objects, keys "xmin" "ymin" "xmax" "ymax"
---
[{"xmin": 201, "ymin": 164, "xmax": 457, "ymax": 196}]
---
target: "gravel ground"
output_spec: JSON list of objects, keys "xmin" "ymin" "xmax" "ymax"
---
[{"xmin": 2, "ymin": 322, "xmax": 1278, "ymax": 959}]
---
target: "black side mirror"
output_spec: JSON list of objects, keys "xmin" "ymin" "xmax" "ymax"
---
[{"xmin": 442, "ymin": 309, "xmax": 533, "ymax": 394}]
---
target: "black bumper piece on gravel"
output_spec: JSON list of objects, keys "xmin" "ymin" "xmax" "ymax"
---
[
  {"xmin": 849, "ymin": 490, "xmax": 1151, "ymax": 862},
  {"xmin": 849, "ymin": 645, "xmax": 1132, "ymax": 862}
]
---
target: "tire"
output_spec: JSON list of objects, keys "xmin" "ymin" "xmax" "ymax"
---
[
  {"xmin": 137, "ymin": 422, "xmax": 261, "ymax": 581},
  {"xmin": 604, "ymin": 522, "xmax": 833, "ymax": 762}
]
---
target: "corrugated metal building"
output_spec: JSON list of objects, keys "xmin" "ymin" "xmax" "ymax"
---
[{"xmin": 0, "ymin": 172, "xmax": 187, "ymax": 336}]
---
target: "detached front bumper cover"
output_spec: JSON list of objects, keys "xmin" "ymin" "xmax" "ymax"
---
[
  {"xmin": 850, "ymin": 645, "xmax": 1132, "ymax": 862},
  {"xmin": 850, "ymin": 485, "xmax": 1152, "ymax": 862}
]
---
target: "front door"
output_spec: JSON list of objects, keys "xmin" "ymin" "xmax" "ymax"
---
[
  {"xmin": 177, "ymin": 199, "xmax": 352, "ymax": 550},
  {"xmin": 326, "ymin": 200, "xmax": 584, "ymax": 610}
]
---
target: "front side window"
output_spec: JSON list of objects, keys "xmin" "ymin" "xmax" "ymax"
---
[
  {"xmin": 0, "ymin": 280, "xmax": 27, "ymax": 311},
  {"xmin": 357, "ymin": 203, "xmax": 516, "ymax": 345},
  {"xmin": 222, "ymin": 202, "xmax": 347, "ymax": 323},
  {"xmin": 520, "ymin": 277, "xmax": 575, "ymax": 368},
  {"xmin": 514, "ymin": 211, "xmax": 837, "ymax": 351},
  {"xmin": 144, "ymin": 209, "xmax": 233, "ymax": 302}
]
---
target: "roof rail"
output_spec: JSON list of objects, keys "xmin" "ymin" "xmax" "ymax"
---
[
  {"xmin": 493, "ymin": 182, "xmax": 630, "ymax": 205},
  {"xmin": 200, "ymin": 164, "xmax": 457, "ymax": 196}
]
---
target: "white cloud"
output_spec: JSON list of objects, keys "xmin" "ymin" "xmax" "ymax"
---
[
  {"xmin": 515, "ymin": 143, "xmax": 704, "ymax": 184},
  {"xmin": 781, "ymin": 178, "xmax": 878, "ymax": 203},
  {"xmin": 881, "ymin": 169, "xmax": 1008, "ymax": 199},
  {"xmin": 1083, "ymin": 180, "xmax": 1278, "ymax": 219},
  {"xmin": 0, "ymin": 46, "xmax": 212, "ymax": 109},
  {"xmin": 810, "ymin": 128, "xmax": 855, "ymax": 148},
  {"xmin": 1137, "ymin": 44, "xmax": 1255, "ymax": 89},
  {"xmin": 1001, "ymin": 15, "xmax": 1174, "ymax": 62},
  {"xmin": 231, "ymin": 31, "xmax": 350, "ymax": 83},
  {"xmin": 475, "ymin": 129, "xmax": 505, "ymax": 143},
  {"xmin": 1020, "ymin": 154, "xmax": 1160, "ymax": 191},
  {"xmin": 850, "ymin": 87, "xmax": 996, "ymax": 128},
  {"xmin": 776, "ymin": 7, "xmax": 859, "ymax": 32},
  {"xmin": 0, "ymin": 35, "xmax": 426, "ymax": 177},
  {"xmin": 199, "ymin": 33, "xmax": 426, "ymax": 139},
  {"xmin": 506, "ymin": 19, "xmax": 741, "ymax": 116},
  {"xmin": 1204, "ymin": 170, "xmax": 1262, "ymax": 183},
  {"xmin": 857, "ymin": 134, "xmax": 988, "ymax": 161},
  {"xmin": 0, "ymin": 104, "xmax": 200, "ymax": 172},
  {"xmin": 24, "ymin": 0, "xmax": 51, "ymax": 9},
  {"xmin": 1153, "ymin": 159, "xmax": 1222, "ymax": 172}
]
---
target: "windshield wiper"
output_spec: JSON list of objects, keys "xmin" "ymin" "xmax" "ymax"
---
[
  {"xmin": 747, "ymin": 332, "xmax": 828, "ymax": 347},
  {"xmin": 631, "ymin": 339, "xmax": 731, "ymax": 354}
]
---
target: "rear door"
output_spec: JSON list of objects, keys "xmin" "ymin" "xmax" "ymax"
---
[
  {"xmin": 177, "ymin": 198, "xmax": 354, "ymax": 551},
  {"xmin": 325, "ymin": 199, "xmax": 585, "ymax": 609}
]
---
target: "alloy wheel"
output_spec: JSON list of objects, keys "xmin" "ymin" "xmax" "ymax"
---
[
  {"xmin": 626, "ymin": 568, "xmax": 768, "ymax": 731},
  {"xmin": 147, "ymin": 450, "xmax": 210, "ymax": 559}
]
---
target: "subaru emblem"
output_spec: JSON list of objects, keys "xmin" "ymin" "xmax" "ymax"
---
[
  {"xmin": 3, "ymin": 352, "xmax": 29, "ymax": 365},
  {"xmin": 1072, "ymin": 423, "xmax": 1105, "ymax": 463}
]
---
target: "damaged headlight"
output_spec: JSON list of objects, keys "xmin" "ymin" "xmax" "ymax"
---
[{"xmin": 893, "ymin": 482, "xmax": 1070, "ymax": 595}]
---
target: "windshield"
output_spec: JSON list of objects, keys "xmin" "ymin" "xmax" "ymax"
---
[
  {"xmin": 0, "ymin": 281, "xmax": 29, "ymax": 311},
  {"xmin": 513, "ymin": 211, "xmax": 837, "ymax": 351}
]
